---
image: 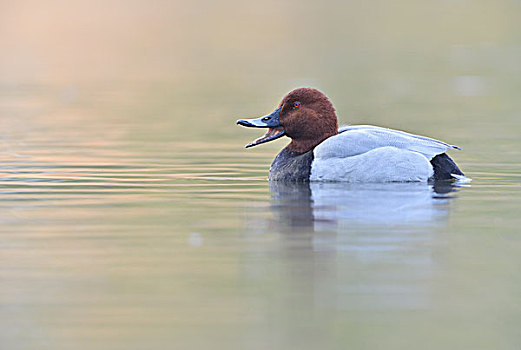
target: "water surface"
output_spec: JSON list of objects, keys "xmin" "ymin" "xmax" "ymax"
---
[{"xmin": 1, "ymin": 83, "xmax": 520, "ymax": 350}]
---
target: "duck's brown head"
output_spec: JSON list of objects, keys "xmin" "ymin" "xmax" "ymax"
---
[{"xmin": 237, "ymin": 88, "xmax": 338, "ymax": 154}]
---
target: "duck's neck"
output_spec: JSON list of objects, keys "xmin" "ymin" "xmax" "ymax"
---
[{"xmin": 286, "ymin": 131, "xmax": 337, "ymax": 154}]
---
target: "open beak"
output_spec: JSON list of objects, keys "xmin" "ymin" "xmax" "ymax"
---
[{"xmin": 236, "ymin": 107, "xmax": 285, "ymax": 148}]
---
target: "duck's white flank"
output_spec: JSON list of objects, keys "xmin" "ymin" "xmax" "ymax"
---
[{"xmin": 311, "ymin": 125, "xmax": 459, "ymax": 182}]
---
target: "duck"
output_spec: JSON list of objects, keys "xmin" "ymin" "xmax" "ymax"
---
[{"xmin": 237, "ymin": 88, "xmax": 467, "ymax": 182}]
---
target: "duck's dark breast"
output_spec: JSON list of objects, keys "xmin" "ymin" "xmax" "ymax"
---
[
  {"xmin": 430, "ymin": 153, "xmax": 465, "ymax": 181},
  {"xmin": 269, "ymin": 148, "xmax": 314, "ymax": 182}
]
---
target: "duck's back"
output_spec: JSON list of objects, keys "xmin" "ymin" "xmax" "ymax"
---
[
  {"xmin": 315, "ymin": 125, "xmax": 460, "ymax": 160},
  {"xmin": 310, "ymin": 125, "xmax": 464, "ymax": 182}
]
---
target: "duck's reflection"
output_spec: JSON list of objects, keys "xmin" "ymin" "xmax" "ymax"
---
[
  {"xmin": 241, "ymin": 181, "xmax": 466, "ymax": 347},
  {"xmin": 269, "ymin": 181, "xmax": 460, "ymax": 232}
]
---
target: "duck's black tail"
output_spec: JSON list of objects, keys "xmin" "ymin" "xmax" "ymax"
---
[{"xmin": 430, "ymin": 153, "xmax": 464, "ymax": 181}]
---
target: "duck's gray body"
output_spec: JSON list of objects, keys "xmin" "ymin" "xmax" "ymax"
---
[{"xmin": 269, "ymin": 125, "xmax": 466, "ymax": 182}]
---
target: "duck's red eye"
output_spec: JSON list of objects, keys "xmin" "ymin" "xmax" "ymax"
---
[{"xmin": 292, "ymin": 102, "xmax": 300, "ymax": 109}]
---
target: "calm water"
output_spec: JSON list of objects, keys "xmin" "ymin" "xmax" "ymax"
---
[
  {"xmin": 2, "ymin": 1, "xmax": 521, "ymax": 349},
  {"xmin": 1, "ymin": 83, "xmax": 520, "ymax": 350}
]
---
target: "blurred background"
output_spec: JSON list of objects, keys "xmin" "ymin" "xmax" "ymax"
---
[
  {"xmin": 2, "ymin": 0, "xmax": 521, "ymax": 154},
  {"xmin": 1, "ymin": 1, "xmax": 521, "ymax": 350}
]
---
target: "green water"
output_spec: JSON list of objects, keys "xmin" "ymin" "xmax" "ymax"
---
[{"xmin": 2, "ymin": 1, "xmax": 521, "ymax": 349}]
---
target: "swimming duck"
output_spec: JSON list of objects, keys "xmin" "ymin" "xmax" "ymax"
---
[{"xmin": 237, "ymin": 88, "xmax": 466, "ymax": 182}]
